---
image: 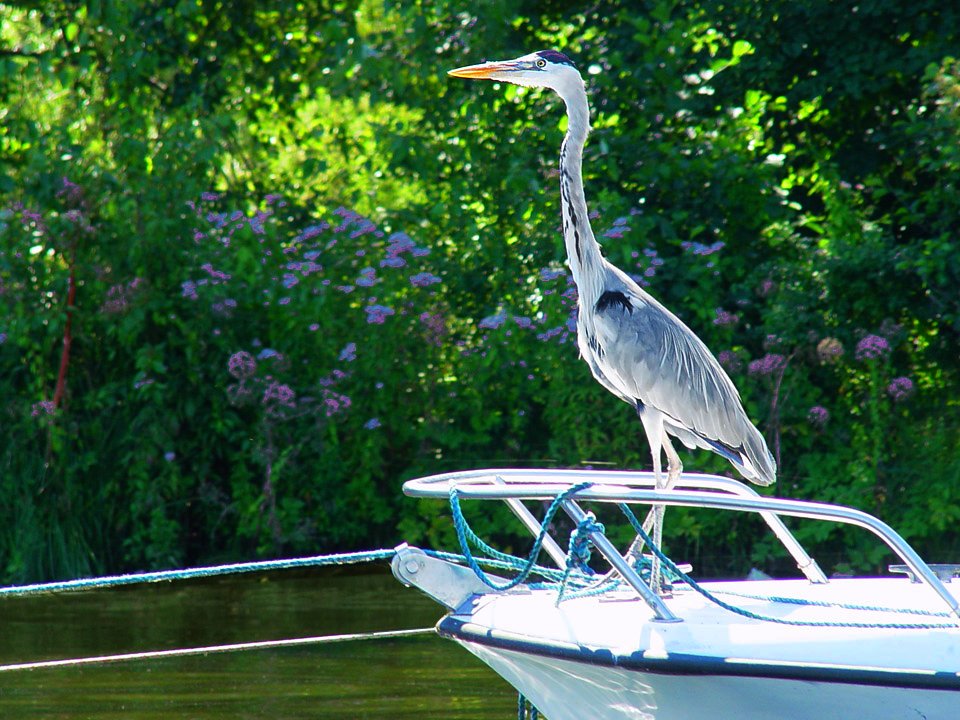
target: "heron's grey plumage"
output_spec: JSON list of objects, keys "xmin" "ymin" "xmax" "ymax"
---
[{"xmin": 449, "ymin": 50, "xmax": 776, "ymax": 492}]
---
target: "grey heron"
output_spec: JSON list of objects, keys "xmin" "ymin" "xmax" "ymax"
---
[{"xmin": 449, "ymin": 50, "xmax": 776, "ymax": 588}]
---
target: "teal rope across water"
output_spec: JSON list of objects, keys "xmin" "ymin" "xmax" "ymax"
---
[{"xmin": 0, "ymin": 549, "xmax": 398, "ymax": 599}]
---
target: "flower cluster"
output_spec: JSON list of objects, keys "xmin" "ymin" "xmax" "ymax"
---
[
  {"xmin": 419, "ymin": 312, "xmax": 447, "ymax": 346},
  {"xmin": 101, "ymin": 278, "xmax": 144, "ymax": 314},
  {"xmin": 31, "ymin": 400, "xmax": 55, "ymax": 417},
  {"xmin": 181, "ymin": 197, "xmax": 454, "ymax": 437},
  {"xmin": 228, "ymin": 351, "xmax": 257, "ymax": 380},
  {"xmin": 808, "ymin": 405, "xmax": 830, "ymax": 427},
  {"xmin": 748, "ymin": 353, "xmax": 787, "ymax": 377},
  {"xmin": 854, "ymin": 334, "xmax": 890, "ymax": 361},
  {"xmin": 681, "ymin": 240, "xmax": 725, "ymax": 256},
  {"xmin": 365, "ymin": 303, "xmax": 395, "ymax": 324},
  {"xmin": 410, "ymin": 271, "xmax": 442, "ymax": 287},
  {"xmin": 717, "ymin": 349, "xmax": 742, "ymax": 373},
  {"xmin": 713, "ymin": 308, "xmax": 739, "ymax": 327},
  {"xmin": 887, "ymin": 376, "xmax": 914, "ymax": 402},
  {"xmin": 816, "ymin": 337, "xmax": 844, "ymax": 364}
]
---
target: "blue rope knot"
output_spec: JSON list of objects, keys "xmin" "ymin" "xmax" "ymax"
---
[
  {"xmin": 556, "ymin": 512, "xmax": 604, "ymax": 606},
  {"xmin": 567, "ymin": 513, "xmax": 603, "ymax": 574}
]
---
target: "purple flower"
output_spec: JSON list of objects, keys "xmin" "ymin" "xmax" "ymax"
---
[
  {"xmin": 58, "ymin": 176, "xmax": 83, "ymax": 202},
  {"xmin": 164, "ymin": 451, "xmax": 176, "ymax": 462},
  {"xmin": 386, "ymin": 232, "xmax": 419, "ymax": 258},
  {"xmin": 887, "ymin": 376, "xmax": 914, "ymax": 402},
  {"xmin": 513, "ymin": 316, "xmax": 534, "ymax": 329},
  {"xmin": 855, "ymin": 334, "xmax": 890, "ymax": 361},
  {"xmin": 364, "ymin": 418, "xmax": 382, "ymax": 430},
  {"xmin": 263, "ymin": 381, "xmax": 296, "ymax": 408},
  {"xmin": 181, "ymin": 280, "xmax": 199, "ymax": 300},
  {"xmin": 808, "ymin": 406, "xmax": 830, "ymax": 427},
  {"xmin": 228, "ymin": 351, "xmax": 257, "ymax": 379},
  {"xmin": 31, "ymin": 400, "xmax": 55, "ymax": 417},
  {"xmin": 479, "ymin": 311, "xmax": 506, "ymax": 330},
  {"xmin": 718, "ymin": 350, "xmax": 742, "ymax": 372},
  {"xmin": 338, "ymin": 342, "xmax": 357, "ymax": 362},
  {"xmin": 356, "ymin": 267, "xmax": 377, "ymax": 287},
  {"xmin": 364, "ymin": 304, "xmax": 395, "ymax": 324},
  {"xmin": 380, "ymin": 256, "xmax": 407, "ymax": 269},
  {"xmin": 419, "ymin": 312, "xmax": 447, "ymax": 346},
  {"xmin": 321, "ymin": 389, "xmax": 352, "ymax": 417},
  {"xmin": 349, "ymin": 218, "xmax": 377, "ymax": 238},
  {"xmin": 200, "ymin": 263, "xmax": 231, "ymax": 282},
  {"xmin": 258, "ymin": 348, "xmax": 282, "ymax": 360},
  {"xmin": 410, "ymin": 271, "xmax": 442, "ymax": 287},
  {"xmin": 540, "ymin": 268, "xmax": 566, "ymax": 282},
  {"xmin": 713, "ymin": 308, "xmax": 739, "ymax": 327},
  {"xmin": 682, "ymin": 240, "xmax": 725, "ymax": 256},
  {"xmin": 748, "ymin": 353, "xmax": 787, "ymax": 377}
]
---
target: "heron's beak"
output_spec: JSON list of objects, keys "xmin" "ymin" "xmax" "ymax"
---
[{"xmin": 448, "ymin": 61, "xmax": 517, "ymax": 80}]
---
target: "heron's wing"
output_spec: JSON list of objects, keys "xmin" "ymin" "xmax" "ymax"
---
[{"xmin": 590, "ymin": 267, "xmax": 776, "ymax": 485}]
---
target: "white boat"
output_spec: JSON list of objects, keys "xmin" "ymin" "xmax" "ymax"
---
[{"xmin": 392, "ymin": 468, "xmax": 960, "ymax": 720}]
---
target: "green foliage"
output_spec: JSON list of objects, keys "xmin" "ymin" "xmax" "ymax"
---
[{"xmin": 1, "ymin": 0, "xmax": 958, "ymax": 582}]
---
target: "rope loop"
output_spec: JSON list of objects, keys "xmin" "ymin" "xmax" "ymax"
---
[{"xmin": 449, "ymin": 481, "xmax": 592, "ymax": 592}]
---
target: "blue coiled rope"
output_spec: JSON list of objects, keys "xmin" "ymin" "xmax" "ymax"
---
[
  {"xmin": 449, "ymin": 481, "xmax": 593, "ymax": 591},
  {"xmin": 617, "ymin": 503, "xmax": 957, "ymax": 630}
]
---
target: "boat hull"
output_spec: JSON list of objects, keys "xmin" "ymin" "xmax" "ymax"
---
[
  {"xmin": 434, "ymin": 577, "xmax": 960, "ymax": 720},
  {"xmin": 457, "ymin": 638, "xmax": 960, "ymax": 720}
]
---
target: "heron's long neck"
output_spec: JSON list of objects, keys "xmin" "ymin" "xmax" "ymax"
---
[{"xmin": 558, "ymin": 82, "xmax": 604, "ymax": 304}]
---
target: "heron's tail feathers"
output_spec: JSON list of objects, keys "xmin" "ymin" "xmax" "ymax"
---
[
  {"xmin": 701, "ymin": 430, "xmax": 776, "ymax": 487},
  {"xmin": 664, "ymin": 416, "xmax": 777, "ymax": 486},
  {"xmin": 733, "ymin": 429, "xmax": 777, "ymax": 486}
]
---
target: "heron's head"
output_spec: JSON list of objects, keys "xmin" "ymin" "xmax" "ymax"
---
[{"xmin": 448, "ymin": 50, "xmax": 581, "ymax": 95}]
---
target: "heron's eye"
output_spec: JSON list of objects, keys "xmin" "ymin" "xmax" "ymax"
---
[{"xmin": 536, "ymin": 59, "xmax": 547, "ymax": 69}]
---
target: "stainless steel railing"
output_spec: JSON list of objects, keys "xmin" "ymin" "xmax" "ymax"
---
[{"xmin": 403, "ymin": 468, "xmax": 960, "ymax": 621}]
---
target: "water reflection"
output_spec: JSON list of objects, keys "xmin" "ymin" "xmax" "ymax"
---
[{"xmin": 0, "ymin": 565, "xmax": 517, "ymax": 718}]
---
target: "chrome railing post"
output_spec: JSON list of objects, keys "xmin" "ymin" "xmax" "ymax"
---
[{"xmin": 562, "ymin": 499, "xmax": 681, "ymax": 623}]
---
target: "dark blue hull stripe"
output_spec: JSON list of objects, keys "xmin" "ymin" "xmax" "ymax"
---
[{"xmin": 438, "ymin": 616, "xmax": 960, "ymax": 692}]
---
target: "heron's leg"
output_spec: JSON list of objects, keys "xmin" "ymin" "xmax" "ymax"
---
[
  {"xmin": 626, "ymin": 411, "xmax": 668, "ymax": 593},
  {"xmin": 626, "ymin": 434, "xmax": 680, "ymax": 593},
  {"xmin": 636, "ymin": 434, "xmax": 682, "ymax": 535},
  {"xmin": 649, "ymin": 432, "xmax": 681, "ymax": 594}
]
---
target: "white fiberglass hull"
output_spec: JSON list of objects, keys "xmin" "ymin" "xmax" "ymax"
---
[
  {"xmin": 437, "ymin": 578, "xmax": 960, "ymax": 720},
  {"xmin": 458, "ymin": 639, "xmax": 960, "ymax": 720}
]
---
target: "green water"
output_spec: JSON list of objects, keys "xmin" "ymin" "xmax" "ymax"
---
[{"xmin": 0, "ymin": 564, "xmax": 519, "ymax": 718}]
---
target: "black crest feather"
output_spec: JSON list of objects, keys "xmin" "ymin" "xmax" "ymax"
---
[{"xmin": 536, "ymin": 50, "xmax": 576, "ymax": 68}]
